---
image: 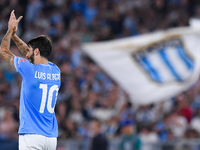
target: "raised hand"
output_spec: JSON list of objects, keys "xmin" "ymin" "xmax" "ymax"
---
[
  {"xmin": 10, "ymin": 10, "xmax": 29, "ymax": 56},
  {"xmin": 8, "ymin": 10, "xmax": 23, "ymax": 35}
]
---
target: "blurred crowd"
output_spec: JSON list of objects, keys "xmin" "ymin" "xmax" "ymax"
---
[{"xmin": 1, "ymin": 0, "xmax": 200, "ymax": 149}]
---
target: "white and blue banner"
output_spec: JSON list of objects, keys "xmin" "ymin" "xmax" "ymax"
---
[{"xmin": 82, "ymin": 20, "xmax": 200, "ymax": 105}]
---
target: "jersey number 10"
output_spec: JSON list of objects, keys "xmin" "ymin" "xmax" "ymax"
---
[{"xmin": 39, "ymin": 84, "xmax": 59, "ymax": 113}]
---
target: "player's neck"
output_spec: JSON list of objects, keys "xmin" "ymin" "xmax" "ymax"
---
[{"xmin": 34, "ymin": 57, "xmax": 48, "ymax": 65}]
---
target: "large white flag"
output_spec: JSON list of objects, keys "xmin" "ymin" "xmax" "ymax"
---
[{"xmin": 82, "ymin": 20, "xmax": 200, "ymax": 105}]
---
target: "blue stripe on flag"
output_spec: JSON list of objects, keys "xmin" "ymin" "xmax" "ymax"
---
[
  {"xmin": 159, "ymin": 49, "xmax": 183, "ymax": 82},
  {"xmin": 177, "ymin": 46, "xmax": 194, "ymax": 70},
  {"xmin": 139, "ymin": 56, "xmax": 162, "ymax": 83}
]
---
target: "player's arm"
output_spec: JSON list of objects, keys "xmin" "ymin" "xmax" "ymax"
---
[
  {"xmin": 0, "ymin": 30, "xmax": 15, "ymax": 68},
  {"xmin": 0, "ymin": 10, "xmax": 23, "ymax": 68},
  {"xmin": 12, "ymin": 34, "xmax": 29, "ymax": 55},
  {"xmin": 9, "ymin": 10, "xmax": 27, "ymax": 55}
]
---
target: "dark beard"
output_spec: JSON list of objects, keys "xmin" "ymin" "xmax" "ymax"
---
[{"xmin": 28, "ymin": 53, "xmax": 34, "ymax": 64}]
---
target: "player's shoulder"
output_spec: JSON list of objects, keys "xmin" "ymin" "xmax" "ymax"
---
[
  {"xmin": 48, "ymin": 61, "xmax": 60, "ymax": 72},
  {"xmin": 15, "ymin": 56, "xmax": 28, "ymax": 62},
  {"xmin": 15, "ymin": 56, "xmax": 33, "ymax": 66}
]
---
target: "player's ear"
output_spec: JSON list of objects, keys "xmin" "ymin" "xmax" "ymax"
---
[{"xmin": 34, "ymin": 48, "xmax": 40, "ymax": 56}]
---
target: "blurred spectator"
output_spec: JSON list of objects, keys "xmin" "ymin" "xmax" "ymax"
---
[
  {"xmin": 135, "ymin": 105, "xmax": 157, "ymax": 126},
  {"xmin": 84, "ymin": 0, "xmax": 98, "ymax": 25},
  {"xmin": 90, "ymin": 120, "xmax": 108, "ymax": 150},
  {"xmin": 184, "ymin": 128, "xmax": 199, "ymax": 139},
  {"xmin": 71, "ymin": 0, "xmax": 85, "ymax": 13},
  {"xmin": 139, "ymin": 126, "xmax": 159, "ymax": 150},
  {"xmin": 166, "ymin": 110, "xmax": 187, "ymax": 138},
  {"xmin": 183, "ymin": 128, "xmax": 200, "ymax": 150},
  {"xmin": 106, "ymin": 117, "xmax": 119, "ymax": 140},
  {"xmin": 59, "ymin": 119, "xmax": 77, "ymax": 139},
  {"xmin": 0, "ymin": 107, "xmax": 18, "ymax": 139},
  {"xmin": 25, "ymin": 0, "xmax": 43, "ymax": 23},
  {"xmin": 176, "ymin": 94, "xmax": 193, "ymax": 122},
  {"xmin": 108, "ymin": 5, "xmax": 123, "ymax": 36},
  {"xmin": 190, "ymin": 108, "xmax": 200, "ymax": 134},
  {"xmin": 154, "ymin": 113, "xmax": 170, "ymax": 142},
  {"xmin": 119, "ymin": 120, "xmax": 141, "ymax": 150}
]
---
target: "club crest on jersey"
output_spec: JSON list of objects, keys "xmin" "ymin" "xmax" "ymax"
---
[{"xmin": 132, "ymin": 38, "xmax": 194, "ymax": 83}]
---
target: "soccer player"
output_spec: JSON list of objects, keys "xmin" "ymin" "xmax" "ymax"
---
[{"xmin": 0, "ymin": 10, "xmax": 60, "ymax": 150}]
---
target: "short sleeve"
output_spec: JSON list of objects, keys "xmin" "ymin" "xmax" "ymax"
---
[{"xmin": 14, "ymin": 56, "xmax": 33, "ymax": 79}]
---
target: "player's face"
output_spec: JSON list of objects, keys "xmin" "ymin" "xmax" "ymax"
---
[{"xmin": 26, "ymin": 46, "xmax": 34, "ymax": 64}]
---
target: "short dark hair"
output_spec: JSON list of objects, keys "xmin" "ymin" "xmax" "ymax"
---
[{"xmin": 27, "ymin": 35, "xmax": 52, "ymax": 59}]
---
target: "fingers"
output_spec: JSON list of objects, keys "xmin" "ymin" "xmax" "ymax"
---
[
  {"xmin": 11, "ymin": 10, "xmax": 15, "ymax": 17},
  {"xmin": 11, "ymin": 10, "xmax": 22, "ymax": 21},
  {"xmin": 12, "ymin": 14, "xmax": 16, "ymax": 20},
  {"xmin": 13, "ymin": 13, "xmax": 16, "ymax": 19},
  {"xmin": 11, "ymin": 10, "xmax": 14, "ymax": 14},
  {"xmin": 10, "ymin": 10, "xmax": 16, "ymax": 20},
  {"xmin": 17, "ymin": 16, "xmax": 23, "ymax": 22}
]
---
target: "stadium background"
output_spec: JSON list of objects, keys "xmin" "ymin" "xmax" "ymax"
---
[{"xmin": 0, "ymin": 0, "xmax": 200, "ymax": 150}]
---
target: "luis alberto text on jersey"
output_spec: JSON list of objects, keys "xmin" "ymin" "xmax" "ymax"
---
[{"xmin": 13, "ymin": 56, "xmax": 61, "ymax": 137}]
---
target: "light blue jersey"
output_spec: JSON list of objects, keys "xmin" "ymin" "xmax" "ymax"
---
[{"xmin": 13, "ymin": 56, "xmax": 61, "ymax": 137}]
